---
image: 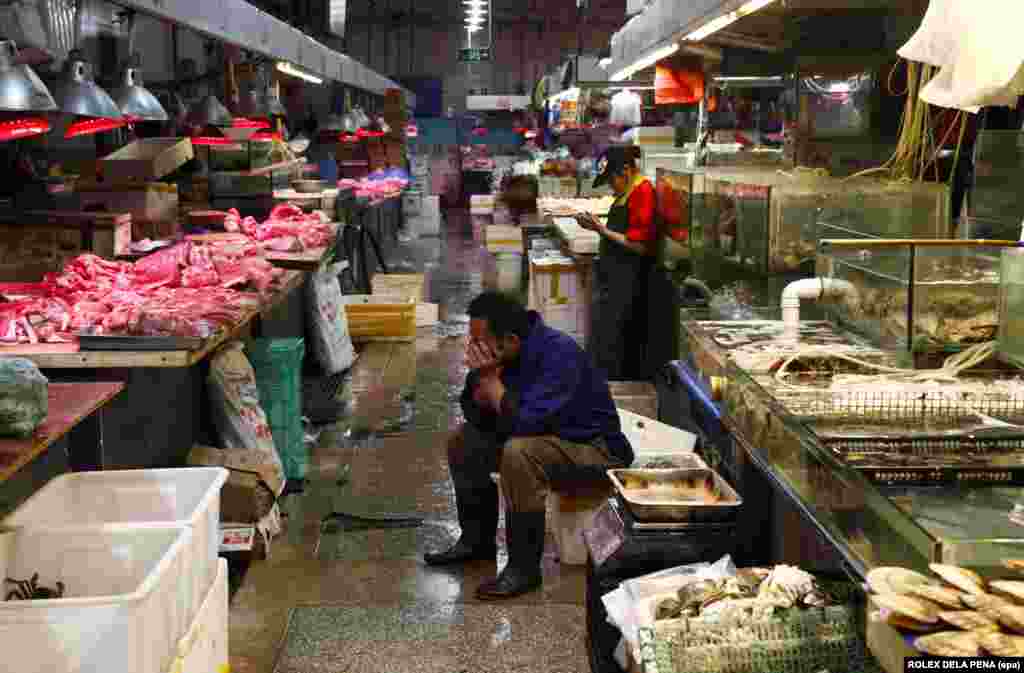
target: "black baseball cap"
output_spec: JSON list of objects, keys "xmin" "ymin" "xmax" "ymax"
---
[{"xmin": 592, "ymin": 145, "xmax": 638, "ymax": 188}]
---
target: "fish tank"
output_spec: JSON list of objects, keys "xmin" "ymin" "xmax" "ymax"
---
[
  {"xmin": 689, "ymin": 168, "xmax": 839, "ymax": 274},
  {"xmin": 960, "ymin": 215, "xmax": 1019, "ymax": 241},
  {"xmin": 816, "ymin": 240, "xmax": 1004, "ymax": 355},
  {"xmin": 1000, "ymin": 247, "xmax": 1024, "ymax": 367},
  {"xmin": 688, "ymin": 324, "xmax": 1024, "ymax": 576},
  {"xmin": 655, "ymin": 169, "xmax": 694, "ymax": 276},
  {"xmin": 816, "ymin": 178, "xmax": 951, "ymax": 241},
  {"xmin": 970, "ymin": 130, "xmax": 1024, "ymax": 223}
]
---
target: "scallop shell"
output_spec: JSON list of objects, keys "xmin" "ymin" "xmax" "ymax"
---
[
  {"xmin": 930, "ymin": 564, "xmax": 985, "ymax": 595},
  {"xmin": 908, "ymin": 584, "xmax": 964, "ymax": 608},
  {"xmin": 873, "ymin": 593, "xmax": 941, "ymax": 624},
  {"xmin": 990, "ymin": 581, "xmax": 1024, "ymax": 604},
  {"xmin": 938, "ymin": 610, "xmax": 1001, "ymax": 632},
  {"xmin": 867, "ymin": 567, "xmax": 933, "ymax": 595},
  {"xmin": 886, "ymin": 613, "xmax": 939, "ymax": 633},
  {"xmin": 915, "ymin": 631, "xmax": 982, "ymax": 657},
  {"xmin": 979, "ymin": 631, "xmax": 1024, "ymax": 658},
  {"xmin": 996, "ymin": 603, "xmax": 1024, "ymax": 634},
  {"xmin": 961, "ymin": 592, "xmax": 1010, "ymax": 615},
  {"xmin": 1003, "ymin": 559, "xmax": 1024, "ymax": 574}
]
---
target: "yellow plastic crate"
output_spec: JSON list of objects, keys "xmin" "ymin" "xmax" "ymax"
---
[{"xmin": 342, "ymin": 294, "xmax": 416, "ymax": 342}]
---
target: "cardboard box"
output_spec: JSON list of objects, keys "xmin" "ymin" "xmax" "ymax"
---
[
  {"xmin": 342, "ymin": 294, "xmax": 417, "ymax": 342},
  {"xmin": 76, "ymin": 183, "xmax": 179, "ymax": 240},
  {"xmin": 99, "ymin": 138, "xmax": 194, "ymax": 184},
  {"xmin": 485, "ymin": 225, "xmax": 523, "ymax": 253},
  {"xmin": 0, "ymin": 212, "xmax": 132, "ymax": 280}
]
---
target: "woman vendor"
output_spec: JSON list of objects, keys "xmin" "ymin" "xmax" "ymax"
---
[{"xmin": 577, "ymin": 145, "xmax": 656, "ymax": 381}]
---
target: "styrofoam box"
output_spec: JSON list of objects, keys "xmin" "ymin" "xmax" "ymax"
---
[
  {"xmin": 0, "ymin": 525, "xmax": 192, "ymax": 673},
  {"xmin": 619, "ymin": 409, "xmax": 700, "ymax": 467},
  {"xmin": 409, "ymin": 213, "xmax": 441, "ymax": 238},
  {"xmin": 5, "ymin": 468, "xmax": 228, "ymax": 632},
  {"xmin": 494, "ymin": 253, "xmax": 523, "ymax": 293},
  {"xmin": 166, "ymin": 558, "xmax": 228, "ymax": 673}
]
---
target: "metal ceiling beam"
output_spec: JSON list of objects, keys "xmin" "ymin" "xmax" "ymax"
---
[{"xmin": 111, "ymin": 0, "xmax": 415, "ymax": 103}]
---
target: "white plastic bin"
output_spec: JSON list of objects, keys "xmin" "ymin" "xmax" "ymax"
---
[
  {"xmin": 0, "ymin": 525, "xmax": 191, "ymax": 673},
  {"xmin": 5, "ymin": 467, "xmax": 228, "ymax": 630},
  {"xmin": 167, "ymin": 557, "xmax": 228, "ymax": 673}
]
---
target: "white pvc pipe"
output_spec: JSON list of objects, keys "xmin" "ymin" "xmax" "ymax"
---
[{"xmin": 781, "ymin": 277, "xmax": 857, "ymax": 340}]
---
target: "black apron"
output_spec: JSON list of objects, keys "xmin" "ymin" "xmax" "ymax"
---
[{"xmin": 588, "ymin": 186, "xmax": 654, "ymax": 381}]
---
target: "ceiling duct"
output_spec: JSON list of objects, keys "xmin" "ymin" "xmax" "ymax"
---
[{"xmin": 0, "ymin": 0, "xmax": 76, "ymax": 65}]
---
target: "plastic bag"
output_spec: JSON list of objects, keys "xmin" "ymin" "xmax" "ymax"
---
[
  {"xmin": 0, "ymin": 357, "xmax": 48, "ymax": 438},
  {"xmin": 305, "ymin": 262, "xmax": 355, "ymax": 375},
  {"xmin": 206, "ymin": 341, "xmax": 285, "ymax": 485}
]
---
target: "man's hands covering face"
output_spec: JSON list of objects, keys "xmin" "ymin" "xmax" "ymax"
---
[{"xmin": 465, "ymin": 337, "xmax": 501, "ymax": 374}]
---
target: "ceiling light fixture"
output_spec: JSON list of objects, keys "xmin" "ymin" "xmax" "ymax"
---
[
  {"xmin": 611, "ymin": 42, "xmax": 679, "ymax": 81},
  {"xmin": 64, "ymin": 116, "xmax": 127, "ymax": 139},
  {"xmin": 56, "ymin": 52, "xmax": 123, "ymax": 119},
  {"xmin": 0, "ymin": 40, "xmax": 57, "ymax": 112},
  {"xmin": 465, "ymin": 17, "xmax": 485, "ymax": 25},
  {"xmin": 187, "ymin": 95, "xmax": 233, "ymax": 127},
  {"xmin": 466, "ymin": 26, "xmax": 483, "ymax": 33},
  {"xmin": 0, "ymin": 116, "xmax": 50, "ymax": 141},
  {"xmin": 683, "ymin": 0, "xmax": 777, "ymax": 42},
  {"xmin": 115, "ymin": 67, "xmax": 168, "ymax": 122},
  {"xmin": 277, "ymin": 61, "xmax": 324, "ymax": 85}
]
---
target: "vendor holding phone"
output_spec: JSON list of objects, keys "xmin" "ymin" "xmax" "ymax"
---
[{"xmin": 577, "ymin": 145, "xmax": 656, "ymax": 381}]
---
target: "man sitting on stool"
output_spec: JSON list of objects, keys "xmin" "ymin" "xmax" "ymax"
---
[{"xmin": 424, "ymin": 291, "xmax": 634, "ymax": 600}]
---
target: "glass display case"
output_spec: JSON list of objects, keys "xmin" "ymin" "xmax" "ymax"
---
[
  {"xmin": 688, "ymin": 169, "xmax": 838, "ymax": 274},
  {"xmin": 816, "ymin": 240, "xmax": 1003, "ymax": 354},
  {"xmin": 1000, "ymin": 247, "xmax": 1024, "ymax": 367},
  {"xmin": 682, "ymin": 318, "xmax": 1024, "ymax": 578},
  {"xmin": 655, "ymin": 169, "xmax": 693, "ymax": 275},
  {"xmin": 960, "ymin": 215, "xmax": 1019, "ymax": 241},
  {"xmin": 816, "ymin": 179, "xmax": 951, "ymax": 241},
  {"xmin": 971, "ymin": 129, "xmax": 1024, "ymax": 224}
]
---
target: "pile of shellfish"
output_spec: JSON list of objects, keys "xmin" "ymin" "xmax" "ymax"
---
[
  {"xmin": 654, "ymin": 565, "xmax": 835, "ymax": 623},
  {"xmin": 868, "ymin": 562, "xmax": 1024, "ymax": 657}
]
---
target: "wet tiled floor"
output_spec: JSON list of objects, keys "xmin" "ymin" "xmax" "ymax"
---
[{"xmin": 228, "ymin": 212, "xmax": 590, "ymax": 673}]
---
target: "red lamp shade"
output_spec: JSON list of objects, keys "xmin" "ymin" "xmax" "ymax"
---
[
  {"xmin": 339, "ymin": 132, "xmax": 359, "ymax": 143},
  {"xmin": 251, "ymin": 130, "xmax": 282, "ymax": 142},
  {"xmin": 0, "ymin": 117, "xmax": 50, "ymax": 141},
  {"xmin": 64, "ymin": 117, "xmax": 126, "ymax": 139},
  {"xmin": 232, "ymin": 118, "xmax": 270, "ymax": 129},
  {"xmin": 190, "ymin": 136, "xmax": 236, "ymax": 146}
]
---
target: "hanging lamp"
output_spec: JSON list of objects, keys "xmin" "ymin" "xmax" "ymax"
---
[
  {"xmin": 56, "ymin": 51, "xmax": 123, "ymax": 119},
  {"xmin": 0, "ymin": 40, "xmax": 57, "ymax": 112},
  {"xmin": 115, "ymin": 65, "xmax": 168, "ymax": 121}
]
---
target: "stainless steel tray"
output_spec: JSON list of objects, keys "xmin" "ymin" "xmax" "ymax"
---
[
  {"xmin": 76, "ymin": 334, "xmax": 207, "ymax": 351},
  {"xmin": 607, "ymin": 468, "xmax": 742, "ymax": 523}
]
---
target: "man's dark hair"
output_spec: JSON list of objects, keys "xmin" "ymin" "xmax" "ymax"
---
[{"xmin": 467, "ymin": 291, "xmax": 531, "ymax": 340}]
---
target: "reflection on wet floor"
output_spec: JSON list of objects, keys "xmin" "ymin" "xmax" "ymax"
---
[{"xmin": 229, "ymin": 211, "xmax": 589, "ymax": 673}]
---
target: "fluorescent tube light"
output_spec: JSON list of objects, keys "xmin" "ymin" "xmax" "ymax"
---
[
  {"xmin": 466, "ymin": 25, "xmax": 483, "ymax": 33},
  {"xmin": 277, "ymin": 61, "xmax": 323, "ymax": 85},
  {"xmin": 611, "ymin": 42, "xmax": 679, "ymax": 81},
  {"xmin": 684, "ymin": 0, "xmax": 777, "ymax": 41},
  {"xmin": 465, "ymin": 17, "xmax": 485, "ymax": 25}
]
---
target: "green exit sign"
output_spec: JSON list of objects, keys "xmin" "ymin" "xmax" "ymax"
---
[{"xmin": 458, "ymin": 47, "xmax": 491, "ymax": 63}]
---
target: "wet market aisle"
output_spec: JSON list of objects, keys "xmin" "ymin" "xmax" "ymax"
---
[{"xmin": 228, "ymin": 211, "xmax": 591, "ymax": 673}]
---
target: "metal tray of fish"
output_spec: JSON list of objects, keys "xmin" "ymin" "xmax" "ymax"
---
[
  {"xmin": 75, "ymin": 333, "xmax": 207, "ymax": 351},
  {"xmin": 607, "ymin": 468, "xmax": 742, "ymax": 524}
]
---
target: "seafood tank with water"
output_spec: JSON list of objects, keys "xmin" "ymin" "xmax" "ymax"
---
[
  {"xmin": 970, "ymin": 129, "xmax": 1024, "ymax": 226},
  {"xmin": 686, "ymin": 170, "xmax": 948, "ymax": 276},
  {"xmin": 1000, "ymin": 247, "xmax": 1024, "ymax": 368},
  {"xmin": 681, "ymin": 318, "xmax": 1024, "ymax": 576},
  {"xmin": 815, "ymin": 240, "xmax": 1003, "ymax": 355}
]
